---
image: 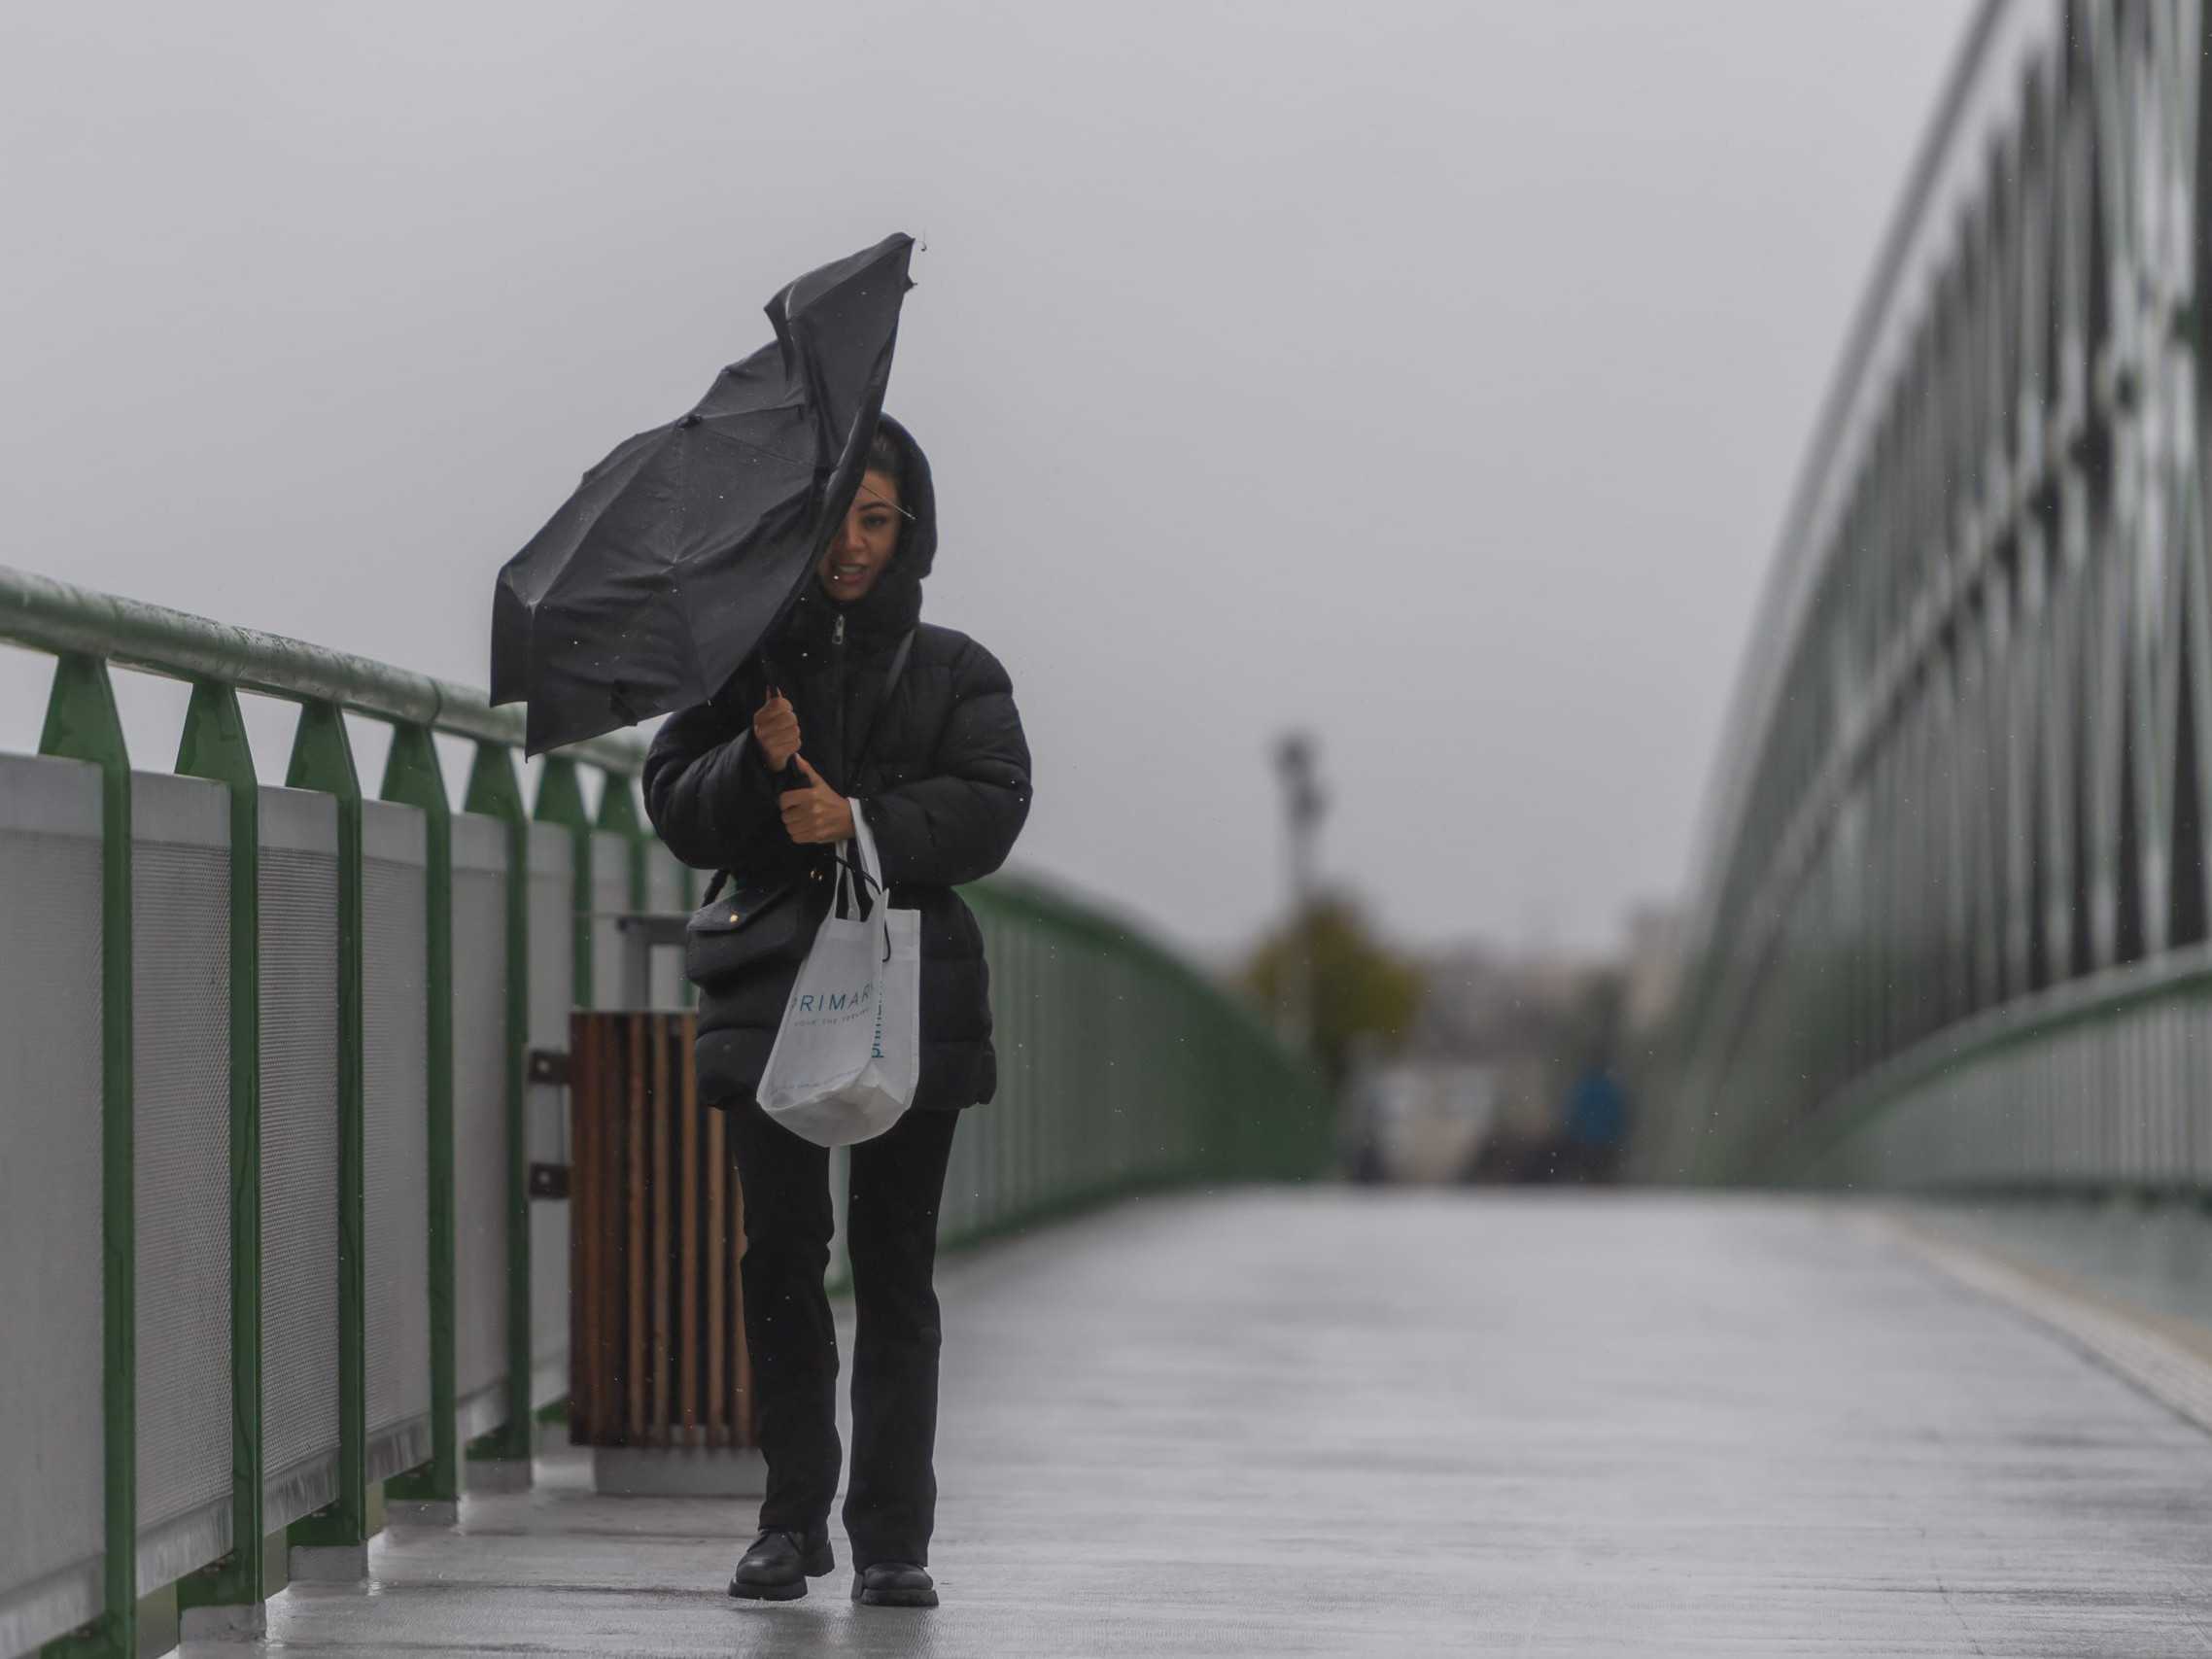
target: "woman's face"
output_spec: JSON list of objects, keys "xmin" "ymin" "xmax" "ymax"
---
[{"xmin": 817, "ymin": 468, "xmax": 902, "ymax": 603}]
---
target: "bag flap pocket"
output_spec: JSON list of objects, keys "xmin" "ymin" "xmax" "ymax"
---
[{"xmin": 688, "ymin": 879, "xmax": 793, "ymax": 936}]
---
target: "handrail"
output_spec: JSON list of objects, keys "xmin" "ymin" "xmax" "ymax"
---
[
  {"xmin": 970, "ymin": 871, "xmax": 1294, "ymax": 1051},
  {"xmin": 0, "ymin": 564, "xmax": 646, "ymax": 774},
  {"xmin": 1771, "ymin": 943, "xmax": 2212, "ymax": 1186},
  {"xmin": 0, "ymin": 562, "xmax": 1308, "ymax": 1083}
]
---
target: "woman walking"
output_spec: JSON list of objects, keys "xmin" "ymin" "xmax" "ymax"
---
[{"xmin": 643, "ymin": 416, "xmax": 1031, "ymax": 1608}]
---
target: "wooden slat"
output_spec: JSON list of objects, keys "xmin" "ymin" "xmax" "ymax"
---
[
  {"xmin": 566, "ymin": 1010, "xmax": 755, "ymax": 1453},
  {"xmin": 625, "ymin": 1014, "xmax": 646, "ymax": 1441},
  {"xmin": 587, "ymin": 1010, "xmax": 614, "ymax": 1443},
  {"xmin": 603, "ymin": 1016, "xmax": 624, "ymax": 1443},
  {"xmin": 603, "ymin": 1014, "xmax": 621, "ymax": 1442},
  {"xmin": 649, "ymin": 1014, "xmax": 673, "ymax": 1442},
  {"xmin": 595, "ymin": 1014, "xmax": 622, "ymax": 1444},
  {"xmin": 678, "ymin": 1019, "xmax": 700, "ymax": 1443},
  {"xmin": 570, "ymin": 1012, "xmax": 599, "ymax": 1440},
  {"xmin": 588, "ymin": 1013, "xmax": 614, "ymax": 1441}
]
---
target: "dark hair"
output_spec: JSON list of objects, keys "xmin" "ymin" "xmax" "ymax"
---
[{"xmin": 864, "ymin": 424, "xmax": 905, "ymax": 499}]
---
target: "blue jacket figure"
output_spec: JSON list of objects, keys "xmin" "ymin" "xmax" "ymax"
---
[{"xmin": 1562, "ymin": 1065, "xmax": 1629, "ymax": 1183}]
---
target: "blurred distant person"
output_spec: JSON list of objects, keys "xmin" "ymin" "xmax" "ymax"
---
[{"xmin": 1560, "ymin": 1062, "xmax": 1629, "ymax": 1183}]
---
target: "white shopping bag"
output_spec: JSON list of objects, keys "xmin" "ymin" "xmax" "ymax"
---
[{"xmin": 755, "ymin": 805, "xmax": 921, "ymax": 1146}]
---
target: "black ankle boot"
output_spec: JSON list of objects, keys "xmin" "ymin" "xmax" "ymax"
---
[
  {"xmin": 851, "ymin": 1562, "xmax": 938, "ymax": 1607},
  {"xmin": 728, "ymin": 1528, "xmax": 834, "ymax": 1601}
]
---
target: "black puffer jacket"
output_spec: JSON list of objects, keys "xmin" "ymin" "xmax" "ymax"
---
[{"xmin": 642, "ymin": 417, "xmax": 1032, "ymax": 1111}]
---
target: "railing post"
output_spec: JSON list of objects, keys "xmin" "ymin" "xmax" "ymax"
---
[
  {"xmin": 37, "ymin": 655, "xmax": 134, "ymax": 1659},
  {"xmin": 283, "ymin": 702, "xmax": 371, "ymax": 1570},
  {"xmin": 463, "ymin": 742, "xmax": 535, "ymax": 1469},
  {"xmin": 379, "ymin": 725, "xmax": 459, "ymax": 1515},
  {"xmin": 171, "ymin": 681, "xmax": 266, "ymax": 1633}
]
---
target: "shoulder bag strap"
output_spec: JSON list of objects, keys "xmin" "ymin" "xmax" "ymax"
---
[{"xmin": 848, "ymin": 628, "xmax": 916, "ymax": 778}]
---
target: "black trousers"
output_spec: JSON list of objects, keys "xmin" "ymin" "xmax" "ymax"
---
[{"xmin": 725, "ymin": 1097, "xmax": 961, "ymax": 1570}]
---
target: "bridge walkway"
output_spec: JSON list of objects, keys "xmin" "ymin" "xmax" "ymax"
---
[{"xmin": 186, "ymin": 1191, "xmax": 2212, "ymax": 1657}]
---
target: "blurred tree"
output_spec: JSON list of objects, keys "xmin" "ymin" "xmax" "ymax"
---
[{"xmin": 1244, "ymin": 891, "xmax": 1426, "ymax": 1086}]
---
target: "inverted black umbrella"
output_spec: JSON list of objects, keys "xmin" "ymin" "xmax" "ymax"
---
[{"xmin": 491, "ymin": 231, "xmax": 916, "ymax": 753}]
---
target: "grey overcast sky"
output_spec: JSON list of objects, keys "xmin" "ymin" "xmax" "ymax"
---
[{"xmin": 1, "ymin": 1, "xmax": 1973, "ymax": 958}]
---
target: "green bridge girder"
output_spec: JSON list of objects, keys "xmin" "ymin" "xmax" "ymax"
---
[{"xmin": 1649, "ymin": 0, "xmax": 2212, "ymax": 1192}]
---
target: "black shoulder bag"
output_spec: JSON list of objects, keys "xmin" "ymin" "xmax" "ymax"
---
[{"xmin": 682, "ymin": 630, "xmax": 914, "ymax": 994}]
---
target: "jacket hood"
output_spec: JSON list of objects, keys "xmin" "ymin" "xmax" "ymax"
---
[
  {"xmin": 782, "ymin": 413, "xmax": 935, "ymax": 652},
  {"xmin": 873, "ymin": 413, "xmax": 937, "ymax": 581}
]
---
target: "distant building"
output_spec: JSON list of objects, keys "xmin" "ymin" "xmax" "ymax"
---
[
  {"xmin": 1353, "ymin": 905, "xmax": 1674, "ymax": 1183},
  {"xmin": 1621, "ymin": 903, "xmax": 1682, "ymax": 1045},
  {"xmin": 1341, "ymin": 1057, "xmax": 1499, "ymax": 1185}
]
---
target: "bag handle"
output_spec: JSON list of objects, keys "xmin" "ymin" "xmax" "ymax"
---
[
  {"xmin": 846, "ymin": 801, "xmax": 894, "ymax": 961},
  {"xmin": 847, "ymin": 799, "xmax": 887, "ymax": 899},
  {"xmin": 828, "ymin": 817, "xmax": 880, "ymax": 920},
  {"xmin": 827, "ymin": 801, "xmax": 887, "ymax": 916}
]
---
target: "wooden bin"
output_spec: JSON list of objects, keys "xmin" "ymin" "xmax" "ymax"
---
[{"xmin": 568, "ymin": 1011, "xmax": 759, "ymax": 1488}]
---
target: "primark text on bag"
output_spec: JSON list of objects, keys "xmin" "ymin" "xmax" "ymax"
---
[{"xmin": 753, "ymin": 806, "xmax": 921, "ymax": 1146}]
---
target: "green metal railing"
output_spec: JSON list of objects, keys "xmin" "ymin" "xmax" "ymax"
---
[
  {"xmin": 1640, "ymin": 4, "xmax": 2212, "ymax": 1193},
  {"xmin": 0, "ymin": 565, "xmax": 1328, "ymax": 1658}
]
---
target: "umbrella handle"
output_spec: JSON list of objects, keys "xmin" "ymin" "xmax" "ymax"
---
[{"xmin": 762, "ymin": 676, "xmax": 807, "ymax": 792}]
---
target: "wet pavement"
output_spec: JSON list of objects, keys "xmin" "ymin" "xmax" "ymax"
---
[{"xmin": 185, "ymin": 1189, "xmax": 2212, "ymax": 1656}]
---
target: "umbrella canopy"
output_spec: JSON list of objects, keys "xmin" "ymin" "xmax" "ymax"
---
[{"xmin": 491, "ymin": 232, "xmax": 916, "ymax": 754}]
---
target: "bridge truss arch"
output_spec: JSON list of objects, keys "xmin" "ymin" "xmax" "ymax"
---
[{"xmin": 1651, "ymin": 0, "xmax": 2212, "ymax": 1188}]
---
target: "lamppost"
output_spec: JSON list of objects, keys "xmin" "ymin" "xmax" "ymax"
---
[{"xmin": 1273, "ymin": 732, "xmax": 1326, "ymax": 1054}]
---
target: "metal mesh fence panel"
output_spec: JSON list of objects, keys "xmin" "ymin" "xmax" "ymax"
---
[
  {"xmin": 257, "ymin": 789, "xmax": 341, "ymax": 1518},
  {"xmin": 131, "ymin": 775, "xmax": 233, "ymax": 1590},
  {"xmin": 0, "ymin": 758, "xmax": 107, "ymax": 1653},
  {"xmin": 363, "ymin": 806, "xmax": 431, "ymax": 1449},
  {"xmin": 450, "ymin": 815, "xmax": 509, "ymax": 1420}
]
